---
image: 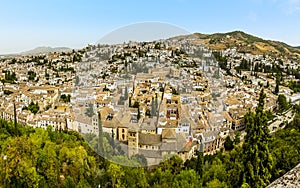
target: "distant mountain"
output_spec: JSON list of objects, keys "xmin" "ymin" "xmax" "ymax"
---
[
  {"xmin": 97, "ymin": 22, "xmax": 189, "ymax": 45},
  {"xmin": 20, "ymin": 46, "xmax": 71, "ymax": 55},
  {"xmin": 187, "ymin": 31, "xmax": 300, "ymax": 58}
]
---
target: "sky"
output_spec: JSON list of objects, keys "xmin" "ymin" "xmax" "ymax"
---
[{"xmin": 0, "ymin": 0, "xmax": 300, "ymax": 54}]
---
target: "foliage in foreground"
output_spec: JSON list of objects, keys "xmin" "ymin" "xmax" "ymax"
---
[{"xmin": 0, "ymin": 101, "xmax": 300, "ymax": 187}]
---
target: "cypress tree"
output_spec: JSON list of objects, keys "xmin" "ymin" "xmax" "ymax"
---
[
  {"xmin": 14, "ymin": 102, "xmax": 18, "ymax": 136},
  {"xmin": 129, "ymin": 96, "xmax": 132, "ymax": 107},
  {"xmin": 151, "ymin": 97, "xmax": 155, "ymax": 117},
  {"xmin": 242, "ymin": 89, "xmax": 274, "ymax": 187},
  {"xmin": 275, "ymin": 74, "xmax": 280, "ymax": 94},
  {"xmin": 98, "ymin": 111, "xmax": 104, "ymax": 156},
  {"xmin": 137, "ymin": 106, "xmax": 141, "ymax": 120},
  {"xmin": 196, "ymin": 151, "xmax": 204, "ymax": 179},
  {"xmin": 154, "ymin": 93, "xmax": 158, "ymax": 116},
  {"xmin": 124, "ymin": 86, "xmax": 128, "ymax": 100}
]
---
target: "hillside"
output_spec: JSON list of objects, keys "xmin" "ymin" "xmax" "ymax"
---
[
  {"xmin": 191, "ymin": 31, "xmax": 300, "ymax": 58},
  {"xmin": 20, "ymin": 46, "xmax": 71, "ymax": 55}
]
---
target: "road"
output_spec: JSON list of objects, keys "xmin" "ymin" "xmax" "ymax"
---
[
  {"xmin": 239, "ymin": 107, "xmax": 296, "ymax": 140},
  {"xmin": 269, "ymin": 109, "xmax": 294, "ymax": 134}
]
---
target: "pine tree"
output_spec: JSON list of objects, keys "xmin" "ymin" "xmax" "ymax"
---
[{"xmin": 242, "ymin": 89, "xmax": 274, "ymax": 188}]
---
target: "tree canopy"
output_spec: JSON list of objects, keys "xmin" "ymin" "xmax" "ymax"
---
[{"xmin": 1, "ymin": 95, "xmax": 300, "ymax": 187}]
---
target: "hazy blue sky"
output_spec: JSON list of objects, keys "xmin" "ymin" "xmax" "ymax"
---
[{"xmin": 1, "ymin": 0, "xmax": 300, "ymax": 54}]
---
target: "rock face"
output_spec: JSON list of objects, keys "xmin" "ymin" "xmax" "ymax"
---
[{"xmin": 267, "ymin": 163, "xmax": 300, "ymax": 188}]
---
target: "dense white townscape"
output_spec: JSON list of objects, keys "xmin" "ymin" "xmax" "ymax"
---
[{"xmin": 0, "ymin": 35, "xmax": 299, "ymax": 165}]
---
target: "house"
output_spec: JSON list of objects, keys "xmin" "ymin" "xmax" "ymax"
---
[
  {"xmin": 178, "ymin": 139, "xmax": 198, "ymax": 161},
  {"xmin": 137, "ymin": 133, "xmax": 162, "ymax": 166},
  {"xmin": 195, "ymin": 130, "xmax": 222, "ymax": 155}
]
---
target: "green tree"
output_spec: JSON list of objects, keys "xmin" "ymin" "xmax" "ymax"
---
[
  {"xmin": 277, "ymin": 94, "xmax": 288, "ymax": 112},
  {"xmin": 269, "ymin": 111, "xmax": 300, "ymax": 180},
  {"xmin": 28, "ymin": 71, "xmax": 37, "ymax": 81},
  {"xmin": 62, "ymin": 176, "xmax": 76, "ymax": 188},
  {"xmin": 128, "ymin": 96, "xmax": 132, "ymax": 107},
  {"xmin": 275, "ymin": 75, "xmax": 280, "ymax": 94},
  {"xmin": 124, "ymin": 86, "xmax": 128, "ymax": 100},
  {"xmin": 154, "ymin": 94, "xmax": 158, "ymax": 116},
  {"xmin": 234, "ymin": 131, "xmax": 241, "ymax": 145},
  {"xmin": 159, "ymin": 155, "xmax": 183, "ymax": 175},
  {"xmin": 151, "ymin": 97, "xmax": 155, "ymax": 117},
  {"xmin": 28, "ymin": 101, "xmax": 40, "ymax": 114},
  {"xmin": 196, "ymin": 152, "xmax": 204, "ymax": 178},
  {"xmin": 172, "ymin": 169, "xmax": 201, "ymax": 188},
  {"xmin": 149, "ymin": 167, "xmax": 173, "ymax": 187},
  {"xmin": 202, "ymin": 158, "xmax": 227, "ymax": 186},
  {"xmin": 1, "ymin": 136, "xmax": 40, "ymax": 188},
  {"xmin": 206, "ymin": 179, "xmax": 228, "ymax": 188},
  {"xmin": 36, "ymin": 141, "xmax": 60, "ymax": 187},
  {"xmin": 224, "ymin": 136, "xmax": 234, "ymax": 151},
  {"xmin": 222, "ymin": 148, "xmax": 244, "ymax": 188},
  {"xmin": 60, "ymin": 94, "xmax": 71, "ymax": 103},
  {"xmin": 98, "ymin": 111, "xmax": 104, "ymax": 156},
  {"xmin": 137, "ymin": 106, "xmax": 141, "ymax": 120},
  {"xmin": 0, "ymin": 120, "xmax": 102, "ymax": 188},
  {"xmin": 122, "ymin": 167, "xmax": 148, "ymax": 188},
  {"xmin": 107, "ymin": 163, "xmax": 124, "ymax": 188},
  {"xmin": 132, "ymin": 101, "xmax": 139, "ymax": 108},
  {"xmin": 242, "ymin": 89, "xmax": 274, "ymax": 187}
]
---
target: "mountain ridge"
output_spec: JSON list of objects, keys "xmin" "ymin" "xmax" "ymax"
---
[
  {"xmin": 187, "ymin": 31, "xmax": 300, "ymax": 58},
  {"xmin": 20, "ymin": 46, "xmax": 71, "ymax": 55}
]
